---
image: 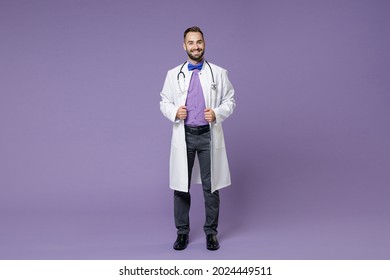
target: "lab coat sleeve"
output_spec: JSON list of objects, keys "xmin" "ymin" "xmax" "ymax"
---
[
  {"xmin": 213, "ymin": 70, "xmax": 236, "ymax": 124},
  {"xmin": 160, "ymin": 71, "xmax": 180, "ymax": 123}
]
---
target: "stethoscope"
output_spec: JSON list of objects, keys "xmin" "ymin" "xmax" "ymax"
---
[{"xmin": 177, "ymin": 60, "xmax": 217, "ymax": 94}]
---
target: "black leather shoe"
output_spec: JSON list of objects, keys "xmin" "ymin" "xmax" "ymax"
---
[
  {"xmin": 206, "ymin": 234, "xmax": 220, "ymax": 250},
  {"xmin": 173, "ymin": 234, "xmax": 189, "ymax": 250}
]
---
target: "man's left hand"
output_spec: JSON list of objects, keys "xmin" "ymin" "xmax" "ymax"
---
[{"xmin": 204, "ymin": 108, "xmax": 216, "ymax": 123}]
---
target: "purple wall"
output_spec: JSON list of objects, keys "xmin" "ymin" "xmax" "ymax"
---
[{"xmin": 1, "ymin": 0, "xmax": 389, "ymax": 259}]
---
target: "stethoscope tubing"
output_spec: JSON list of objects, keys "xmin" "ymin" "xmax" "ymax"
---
[{"xmin": 177, "ymin": 60, "xmax": 216, "ymax": 93}]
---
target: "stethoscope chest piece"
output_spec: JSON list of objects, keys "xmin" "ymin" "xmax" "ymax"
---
[{"xmin": 211, "ymin": 83, "xmax": 217, "ymax": 91}]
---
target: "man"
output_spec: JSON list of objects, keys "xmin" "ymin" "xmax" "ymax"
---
[{"xmin": 160, "ymin": 26, "xmax": 235, "ymax": 251}]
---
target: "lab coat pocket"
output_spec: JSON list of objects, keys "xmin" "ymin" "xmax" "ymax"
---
[
  {"xmin": 212, "ymin": 124, "xmax": 225, "ymax": 149},
  {"xmin": 176, "ymin": 91, "xmax": 187, "ymax": 106},
  {"xmin": 171, "ymin": 123, "xmax": 185, "ymax": 148}
]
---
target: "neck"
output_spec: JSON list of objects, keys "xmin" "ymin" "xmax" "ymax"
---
[{"xmin": 188, "ymin": 58, "xmax": 204, "ymax": 65}]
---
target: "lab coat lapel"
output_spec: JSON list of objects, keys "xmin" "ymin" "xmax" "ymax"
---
[
  {"xmin": 199, "ymin": 64, "xmax": 211, "ymax": 108},
  {"xmin": 183, "ymin": 67, "xmax": 192, "ymax": 101}
]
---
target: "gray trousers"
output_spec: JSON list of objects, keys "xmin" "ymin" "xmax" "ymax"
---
[{"xmin": 174, "ymin": 129, "xmax": 220, "ymax": 235}]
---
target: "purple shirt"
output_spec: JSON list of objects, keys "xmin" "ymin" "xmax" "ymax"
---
[{"xmin": 185, "ymin": 69, "xmax": 208, "ymax": 126}]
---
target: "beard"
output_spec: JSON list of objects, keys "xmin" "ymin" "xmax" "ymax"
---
[{"xmin": 186, "ymin": 48, "xmax": 205, "ymax": 63}]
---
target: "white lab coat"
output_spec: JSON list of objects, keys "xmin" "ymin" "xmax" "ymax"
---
[{"xmin": 160, "ymin": 61, "xmax": 236, "ymax": 193}]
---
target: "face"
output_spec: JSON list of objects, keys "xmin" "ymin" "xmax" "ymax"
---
[{"xmin": 183, "ymin": 31, "xmax": 205, "ymax": 64}]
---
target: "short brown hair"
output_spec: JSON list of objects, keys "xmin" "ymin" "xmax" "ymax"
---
[{"xmin": 184, "ymin": 26, "xmax": 204, "ymax": 40}]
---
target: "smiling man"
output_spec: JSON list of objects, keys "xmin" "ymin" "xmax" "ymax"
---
[{"xmin": 160, "ymin": 26, "xmax": 236, "ymax": 251}]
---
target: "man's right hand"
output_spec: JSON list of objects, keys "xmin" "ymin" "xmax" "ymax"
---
[{"xmin": 176, "ymin": 105, "xmax": 187, "ymax": 120}]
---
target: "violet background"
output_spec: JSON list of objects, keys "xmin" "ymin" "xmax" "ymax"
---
[{"xmin": 1, "ymin": 0, "xmax": 389, "ymax": 260}]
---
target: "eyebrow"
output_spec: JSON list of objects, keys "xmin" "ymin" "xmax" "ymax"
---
[{"xmin": 187, "ymin": 40, "xmax": 203, "ymax": 43}]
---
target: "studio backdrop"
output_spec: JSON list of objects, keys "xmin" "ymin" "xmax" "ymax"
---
[{"xmin": 1, "ymin": 0, "xmax": 389, "ymax": 259}]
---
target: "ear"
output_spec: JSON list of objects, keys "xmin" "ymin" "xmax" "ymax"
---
[{"xmin": 183, "ymin": 42, "xmax": 186, "ymax": 51}]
